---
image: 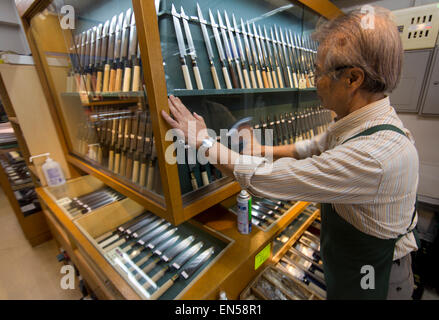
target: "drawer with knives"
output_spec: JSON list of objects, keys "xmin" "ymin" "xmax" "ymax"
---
[{"xmin": 74, "ymin": 200, "xmax": 231, "ymax": 300}]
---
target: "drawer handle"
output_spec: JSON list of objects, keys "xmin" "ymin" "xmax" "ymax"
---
[{"xmin": 434, "ymin": 81, "xmax": 439, "ymax": 85}]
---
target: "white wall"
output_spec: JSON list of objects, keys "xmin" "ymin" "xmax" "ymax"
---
[
  {"xmin": 332, "ymin": 0, "xmax": 439, "ymax": 204},
  {"xmin": 0, "ymin": 0, "xmax": 30, "ymax": 55}
]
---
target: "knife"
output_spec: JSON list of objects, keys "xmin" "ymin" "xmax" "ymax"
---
[
  {"xmin": 181, "ymin": 6, "xmax": 203, "ymax": 90},
  {"xmin": 217, "ymin": 11, "xmax": 239, "ymax": 89},
  {"xmin": 209, "ymin": 9, "xmax": 232, "ymax": 89},
  {"xmin": 171, "ymin": 4, "xmax": 193, "ymax": 90},
  {"xmin": 103, "ymin": 15, "xmax": 117, "ymax": 92},
  {"xmin": 240, "ymin": 18, "xmax": 258, "ymax": 89},
  {"xmin": 123, "ymin": 11, "xmax": 137, "ymax": 92},
  {"xmin": 232, "ymin": 14, "xmax": 251, "ymax": 89},
  {"xmin": 246, "ymin": 21, "xmax": 264, "ymax": 89},
  {"xmin": 196, "ymin": 3, "xmax": 221, "ymax": 89},
  {"xmin": 117, "ymin": 8, "xmax": 131, "ymax": 92},
  {"xmin": 224, "ymin": 11, "xmax": 245, "ymax": 89},
  {"xmin": 270, "ymin": 27, "xmax": 284, "ymax": 88}
]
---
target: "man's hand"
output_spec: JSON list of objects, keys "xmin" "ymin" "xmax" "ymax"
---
[{"xmin": 161, "ymin": 95, "xmax": 209, "ymax": 149}]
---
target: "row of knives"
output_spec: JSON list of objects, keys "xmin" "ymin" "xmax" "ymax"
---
[
  {"xmin": 171, "ymin": 3, "xmax": 317, "ymax": 90},
  {"xmin": 277, "ymin": 220, "xmax": 326, "ymax": 299},
  {"xmin": 67, "ymin": 8, "xmax": 142, "ymax": 94},
  {"xmin": 78, "ymin": 105, "xmax": 159, "ymax": 193},
  {"xmin": 254, "ymin": 106, "xmax": 331, "ymax": 146},
  {"xmin": 66, "ymin": 2, "xmax": 318, "ymax": 94},
  {"xmin": 57, "ymin": 186, "xmax": 126, "ymax": 217},
  {"xmin": 0, "ymin": 155, "xmax": 32, "ymax": 187},
  {"xmin": 244, "ymin": 215, "xmax": 325, "ymax": 300},
  {"xmin": 96, "ymin": 212, "xmax": 215, "ymax": 300}
]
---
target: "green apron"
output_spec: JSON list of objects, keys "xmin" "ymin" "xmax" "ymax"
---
[{"xmin": 321, "ymin": 124, "xmax": 417, "ymax": 300}]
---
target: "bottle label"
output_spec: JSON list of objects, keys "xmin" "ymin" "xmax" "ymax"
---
[{"xmin": 47, "ymin": 167, "xmax": 64, "ymax": 186}]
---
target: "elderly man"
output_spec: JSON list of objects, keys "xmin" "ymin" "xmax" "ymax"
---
[{"xmin": 162, "ymin": 7, "xmax": 419, "ymax": 300}]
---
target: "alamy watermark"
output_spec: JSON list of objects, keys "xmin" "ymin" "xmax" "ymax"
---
[
  {"xmin": 361, "ymin": 5, "xmax": 375, "ymax": 30},
  {"xmin": 360, "ymin": 265, "xmax": 375, "ymax": 290},
  {"xmin": 60, "ymin": 265, "xmax": 75, "ymax": 290}
]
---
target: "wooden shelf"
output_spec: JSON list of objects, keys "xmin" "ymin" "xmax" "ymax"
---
[{"xmin": 61, "ymin": 91, "xmax": 145, "ymax": 107}]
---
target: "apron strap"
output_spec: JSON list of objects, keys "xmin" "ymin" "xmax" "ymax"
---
[{"xmin": 342, "ymin": 124, "xmax": 406, "ymax": 145}]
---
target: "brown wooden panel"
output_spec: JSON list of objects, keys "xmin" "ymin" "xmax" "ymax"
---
[{"xmin": 296, "ymin": 0, "xmax": 344, "ymax": 20}]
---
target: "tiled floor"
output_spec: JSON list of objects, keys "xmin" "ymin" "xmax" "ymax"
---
[{"xmin": 0, "ymin": 187, "xmax": 82, "ymax": 300}]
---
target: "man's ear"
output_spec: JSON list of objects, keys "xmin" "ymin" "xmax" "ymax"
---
[{"xmin": 346, "ymin": 67, "xmax": 364, "ymax": 89}]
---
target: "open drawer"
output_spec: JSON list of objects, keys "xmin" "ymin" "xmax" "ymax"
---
[{"xmin": 74, "ymin": 198, "xmax": 232, "ymax": 300}]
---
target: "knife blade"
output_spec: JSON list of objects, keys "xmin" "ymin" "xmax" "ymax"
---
[
  {"xmin": 246, "ymin": 21, "xmax": 264, "ymax": 89},
  {"xmin": 103, "ymin": 14, "xmax": 117, "ymax": 92},
  {"xmin": 180, "ymin": 247, "xmax": 214, "ymax": 279},
  {"xmin": 171, "ymin": 4, "xmax": 193, "ymax": 90},
  {"xmin": 240, "ymin": 18, "xmax": 258, "ymax": 89},
  {"xmin": 209, "ymin": 9, "xmax": 232, "ymax": 89},
  {"xmin": 196, "ymin": 3, "xmax": 221, "ymax": 89},
  {"xmin": 171, "ymin": 241, "xmax": 204, "ymax": 270},
  {"xmin": 256, "ymin": 24, "xmax": 273, "ymax": 88},
  {"xmin": 161, "ymin": 235, "xmax": 195, "ymax": 262},
  {"xmin": 278, "ymin": 26, "xmax": 294, "ymax": 88},
  {"xmin": 232, "ymin": 14, "xmax": 251, "ymax": 89},
  {"xmin": 123, "ymin": 10, "xmax": 137, "ymax": 92},
  {"xmin": 270, "ymin": 27, "xmax": 284, "ymax": 88},
  {"xmin": 217, "ymin": 11, "xmax": 239, "ymax": 89},
  {"xmin": 181, "ymin": 6, "xmax": 203, "ymax": 90},
  {"xmin": 263, "ymin": 25, "xmax": 279, "ymax": 88},
  {"xmin": 224, "ymin": 10, "xmax": 245, "ymax": 89}
]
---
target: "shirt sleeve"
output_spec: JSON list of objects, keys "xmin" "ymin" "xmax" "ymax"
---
[
  {"xmin": 233, "ymin": 142, "xmax": 383, "ymax": 204},
  {"xmin": 294, "ymin": 132, "xmax": 329, "ymax": 159}
]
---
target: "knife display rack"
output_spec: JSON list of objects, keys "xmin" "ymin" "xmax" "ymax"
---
[{"xmin": 20, "ymin": 0, "xmax": 323, "ymax": 225}]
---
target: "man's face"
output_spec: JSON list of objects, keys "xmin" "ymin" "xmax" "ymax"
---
[{"xmin": 315, "ymin": 49, "xmax": 351, "ymax": 117}]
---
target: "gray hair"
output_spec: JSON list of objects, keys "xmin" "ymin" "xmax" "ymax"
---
[{"xmin": 312, "ymin": 7, "xmax": 403, "ymax": 93}]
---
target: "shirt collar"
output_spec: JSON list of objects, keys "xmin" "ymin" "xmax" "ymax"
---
[{"xmin": 327, "ymin": 96, "xmax": 391, "ymax": 142}]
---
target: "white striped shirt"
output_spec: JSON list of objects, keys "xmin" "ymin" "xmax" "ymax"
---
[{"xmin": 233, "ymin": 97, "xmax": 419, "ymax": 260}]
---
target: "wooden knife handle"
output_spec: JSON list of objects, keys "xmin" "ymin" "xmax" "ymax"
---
[
  {"xmin": 123, "ymin": 66, "xmax": 132, "ymax": 92},
  {"xmin": 139, "ymin": 162, "xmax": 147, "ymax": 187},
  {"xmin": 235, "ymin": 63, "xmax": 245, "ymax": 89},
  {"xmin": 115, "ymin": 67, "xmax": 123, "ymax": 92},
  {"xmin": 255, "ymin": 68, "xmax": 264, "ymax": 89},
  {"xmin": 222, "ymin": 66, "xmax": 232, "ymax": 89},
  {"xmin": 249, "ymin": 68, "xmax": 258, "ymax": 89},
  {"xmin": 210, "ymin": 65, "xmax": 221, "ymax": 89},
  {"xmin": 132, "ymin": 65, "xmax": 141, "ymax": 92},
  {"xmin": 146, "ymin": 163, "xmax": 154, "ymax": 191},
  {"xmin": 286, "ymin": 66, "xmax": 294, "ymax": 88},
  {"xmin": 103, "ymin": 64, "xmax": 110, "ymax": 92},
  {"xmin": 132, "ymin": 160, "xmax": 140, "ymax": 183},
  {"xmin": 109, "ymin": 67, "xmax": 117, "ymax": 92},
  {"xmin": 271, "ymin": 70, "xmax": 279, "ymax": 88},
  {"xmin": 266, "ymin": 69, "xmax": 274, "ymax": 88},
  {"xmin": 96, "ymin": 71, "xmax": 103, "ymax": 92},
  {"xmin": 242, "ymin": 68, "xmax": 251, "ymax": 89},
  {"xmin": 86, "ymin": 73, "xmax": 92, "ymax": 92},
  {"xmin": 114, "ymin": 152, "xmax": 121, "ymax": 174},
  {"xmin": 201, "ymin": 170, "xmax": 209, "ymax": 186},
  {"xmin": 190, "ymin": 172, "xmax": 198, "ymax": 190},
  {"xmin": 108, "ymin": 150, "xmax": 115, "ymax": 171},
  {"xmin": 120, "ymin": 153, "xmax": 127, "ymax": 177},
  {"xmin": 126, "ymin": 156, "xmax": 133, "ymax": 179},
  {"xmin": 149, "ymin": 278, "xmax": 174, "ymax": 300},
  {"xmin": 261, "ymin": 70, "xmax": 269, "ymax": 89},
  {"xmin": 181, "ymin": 64, "xmax": 193, "ymax": 90},
  {"xmin": 97, "ymin": 146, "xmax": 103, "ymax": 164},
  {"xmin": 277, "ymin": 66, "xmax": 284, "ymax": 88},
  {"xmin": 228, "ymin": 61, "xmax": 239, "ymax": 89},
  {"xmin": 292, "ymin": 72, "xmax": 299, "ymax": 88},
  {"xmin": 193, "ymin": 65, "xmax": 204, "ymax": 90}
]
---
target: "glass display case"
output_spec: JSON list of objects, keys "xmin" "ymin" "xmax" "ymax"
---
[{"xmin": 24, "ymin": 0, "xmax": 326, "ymax": 225}]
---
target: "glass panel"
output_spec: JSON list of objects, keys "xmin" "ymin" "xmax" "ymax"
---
[
  {"xmin": 29, "ymin": 0, "xmax": 164, "ymax": 202},
  {"xmin": 156, "ymin": 0, "xmax": 330, "ymax": 198}
]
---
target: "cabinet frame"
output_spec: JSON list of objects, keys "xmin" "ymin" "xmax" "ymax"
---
[{"xmin": 16, "ymin": 0, "xmax": 336, "ymax": 225}]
